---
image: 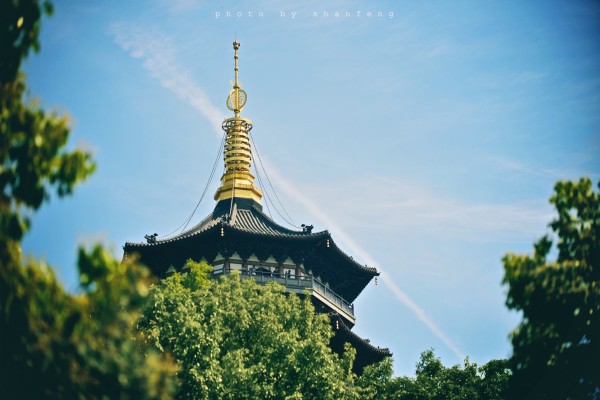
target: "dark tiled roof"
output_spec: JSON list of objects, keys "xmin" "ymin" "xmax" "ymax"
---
[
  {"xmin": 126, "ymin": 201, "xmax": 325, "ymax": 248},
  {"xmin": 175, "ymin": 212, "xmax": 222, "ymax": 237},
  {"xmin": 229, "ymin": 204, "xmax": 322, "ymax": 238},
  {"xmin": 124, "ymin": 198, "xmax": 379, "ymax": 281}
]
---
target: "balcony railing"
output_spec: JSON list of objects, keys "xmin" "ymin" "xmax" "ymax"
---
[{"xmin": 213, "ymin": 269, "xmax": 355, "ymax": 321}]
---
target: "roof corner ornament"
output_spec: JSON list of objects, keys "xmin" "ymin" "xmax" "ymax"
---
[
  {"xmin": 144, "ymin": 233, "xmax": 158, "ymax": 244},
  {"xmin": 301, "ymin": 224, "xmax": 314, "ymax": 234}
]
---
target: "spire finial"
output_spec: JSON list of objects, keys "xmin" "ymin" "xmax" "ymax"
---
[
  {"xmin": 227, "ymin": 40, "xmax": 247, "ymax": 117},
  {"xmin": 215, "ymin": 40, "xmax": 262, "ymax": 205}
]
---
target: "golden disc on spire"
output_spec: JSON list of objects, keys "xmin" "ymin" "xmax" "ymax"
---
[{"xmin": 226, "ymin": 89, "xmax": 247, "ymax": 112}]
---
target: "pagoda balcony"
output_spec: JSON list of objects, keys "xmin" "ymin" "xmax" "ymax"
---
[{"xmin": 213, "ymin": 269, "xmax": 356, "ymax": 324}]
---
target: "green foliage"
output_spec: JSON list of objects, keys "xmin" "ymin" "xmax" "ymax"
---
[
  {"xmin": 179, "ymin": 258, "xmax": 213, "ymax": 291},
  {"xmin": 0, "ymin": 247, "xmax": 178, "ymax": 399},
  {"xmin": 502, "ymin": 178, "xmax": 600, "ymax": 399},
  {"xmin": 0, "ymin": 0, "xmax": 53, "ymax": 83},
  {"xmin": 1, "ymin": 73, "xmax": 96, "ymax": 245},
  {"xmin": 140, "ymin": 268, "xmax": 359, "ymax": 400},
  {"xmin": 355, "ymin": 357, "xmax": 397, "ymax": 399},
  {"xmin": 1, "ymin": 0, "xmax": 95, "ymax": 249},
  {"xmin": 357, "ymin": 349, "xmax": 510, "ymax": 400},
  {"xmin": 0, "ymin": 1, "xmax": 176, "ymax": 398}
]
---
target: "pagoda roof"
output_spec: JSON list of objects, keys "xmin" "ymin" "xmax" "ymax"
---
[
  {"xmin": 124, "ymin": 198, "xmax": 379, "ymax": 302},
  {"xmin": 126, "ymin": 198, "xmax": 327, "ymax": 247}
]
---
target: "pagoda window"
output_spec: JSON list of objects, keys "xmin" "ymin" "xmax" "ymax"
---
[
  {"xmin": 283, "ymin": 267, "xmax": 295, "ymax": 278},
  {"xmin": 254, "ymin": 266, "xmax": 272, "ymax": 276},
  {"xmin": 213, "ymin": 266, "xmax": 224, "ymax": 275},
  {"xmin": 246, "ymin": 263, "xmax": 259, "ymax": 274},
  {"xmin": 229, "ymin": 262, "xmax": 242, "ymax": 271}
]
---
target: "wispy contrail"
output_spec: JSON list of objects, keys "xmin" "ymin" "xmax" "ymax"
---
[
  {"xmin": 262, "ymin": 162, "xmax": 466, "ymax": 361},
  {"xmin": 111, "ymin": 26, "xmax": 465, "ymax": 361},
  {"xmin": 110, "ymin": 22, "xmax": 226, "ymax": 135}
]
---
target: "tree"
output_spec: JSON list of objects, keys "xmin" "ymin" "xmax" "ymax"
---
[
  {"xmin": 355, "ymin": 356, "xmax": 397, "ymax": 399},
  {"xmin": 1, "ymin": 245, "xmax": 178, "ymax": 399},
  {"xmin": 1, "ymin": 1, "xmax": 177, "ymax": 398},
  {"xmin": 139, "ymin": 264, "xmax": 360, "ymax": 400},
  {"xmin": 356, "ymin": 349, "xmax": 510, "ymax": 400},
  {"xmin": 502, "ymin": 178, "xmax": 600, "ymax": 399},
  {"xmin": 1, "ymin": 0, "xmax": 95, "ymax": 257}
]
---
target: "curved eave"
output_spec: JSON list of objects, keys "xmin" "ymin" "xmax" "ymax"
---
[
  {"xmin": 124, "ymin": 214, "xmax": 222, "ymax": 249},
  {"xmin": 331, "ymin": 315, "xmax": 391, "ymax": 374},
  {"xmin": 327, "ymin": 236, "xmax": 379, "ymax": 275},
  {"xmin": 310, "ymin": 234, "xmax": 380, "ymax": 302},
  {"xmin": 123, "ymin": 224, "xmax": 225, "ymax": 278}
]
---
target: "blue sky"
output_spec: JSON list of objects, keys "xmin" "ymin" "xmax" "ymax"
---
[{"xmin": 22, "ymin": 0, "xmax": 599, "ymax": 376}]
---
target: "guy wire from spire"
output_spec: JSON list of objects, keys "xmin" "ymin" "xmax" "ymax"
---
[
  {"xmin": 255, "ymin": 163, "xmax": 294, "ymax": 226},
  {"xmin": 157, "ymin": 133, "xmax": 226, "ymax": 239},
  {"xmin": 253, "ymin": 164, "xmax": 274, "ymax": 219},
  {"xmin": 181, "ymin": 132, "xmax": 225, "ymax": 232},
  {"xmin": 249, "ymin": 131, "xmax": 300, "ymax": 228}
]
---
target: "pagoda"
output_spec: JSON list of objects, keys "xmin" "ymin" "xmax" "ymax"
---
[{"xmin": 123, "ymin": 41, "xmax": 390, "ymax": 372}]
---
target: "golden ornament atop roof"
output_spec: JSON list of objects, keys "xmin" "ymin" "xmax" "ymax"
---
[
  {"xmin": 226, "ymin": 40, "xmax": 247, "ymax": 116},
  {"xmin": 214, "ymin": 40, "xmax": 262, "ymax": 205}
]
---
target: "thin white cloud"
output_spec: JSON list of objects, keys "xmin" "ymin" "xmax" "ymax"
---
[
  {"xmin": 157, "ymin": 0, "xmax": 201, "ymax": 12},
  {"xmin": 290, "ymin": 176, "xmax": 552, "ymax": 243},
  {"xmin": 110, "ymin": 22, "xmax": 226, "ymax": 135},
  {"xmin": 509, "ymin": 71, "xmax": 547, "ymax": 86},
  {"xmin": 491, "ymin": 156, "xmax": 585, "ymax": 182},
  {"xmin": 472, "ymin": 70, "xmax": 548, "ymax": 90},
  {"xmin": 418, "ymin": 40, "xmax": 453, "ymax": 60},
  {"xmin": 380, "ymin": 277, "xmax": 466, "ymax": 361},
  {"xmin": 261, "ymin": 161, "xmax": 466, "ymax": 361}
]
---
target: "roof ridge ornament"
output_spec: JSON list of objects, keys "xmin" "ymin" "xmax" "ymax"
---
[
  {"xmin": 226, "ymin": 40, "xmax": 247, "ymax": 117},
  {"xmin": 301, "ymin": 224, "xmax": 314, "ymax": 234}
]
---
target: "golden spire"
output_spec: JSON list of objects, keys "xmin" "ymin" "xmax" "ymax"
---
[{"xmin": 214, "ymin": 41, "xmax": 262, "ymax": 205}]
